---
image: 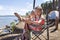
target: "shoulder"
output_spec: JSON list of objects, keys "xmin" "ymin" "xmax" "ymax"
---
[
  {"xmin": 49, "ymin": 11, "xmax": 55, "ymax": 14},
  {"xmin": 49, "ymin": 10, "xmax": 59, "ymax": 15},
  {"xmin": 55, "ymin": 11, "xmax": 59, "ymax": 14}
]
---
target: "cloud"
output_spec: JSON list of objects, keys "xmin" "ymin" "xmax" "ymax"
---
[
  {"xmin": 11, "ymin": 2, "xmax": 33, "ymax": 15},
  {"xmin": 0, "ymin": 2, "xmax": 33, "ymax": 15},
  {"xmin": 26, "ymin": 2, "xmax": 33, "ymax": 10},
  {"xmin": 0, "ymin": 5, "xmax": 3, "ymax": 10},
  {"xmin": 45, "ymin": 0, "xmax": 49, "ymax": 1},
  {"xmin": 0, "ymin": 7, "xmax": 30, "ymax": 15},
  {"xmin": 19, "ymin": 8, "xmax": 31, "ymax": 15}
]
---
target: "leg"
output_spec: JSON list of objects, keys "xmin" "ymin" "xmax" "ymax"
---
[
  {"xmin": 55, "ymin": 18, "xmax": 59, "ymax": 30},
  {"xmin": 23, "ymin": 23, "xmax": 30, "ymax": 40},
  {"xmin": 51, "ymin": 18, "xmax": 59, "ymax": 33}
]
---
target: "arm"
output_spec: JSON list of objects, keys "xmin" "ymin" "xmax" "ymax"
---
[
  {"xmin": 27, "ymin": 18, "xmax": 45, "ymax": 25},
  {"xmin": 14, "ymin": 13, "xmax": 21, "ymax": 21},
  {"xmin": 14, "ymin": 13, "xmax": 28, "ymax": 21}
]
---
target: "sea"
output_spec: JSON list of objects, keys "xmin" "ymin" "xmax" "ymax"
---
[{"xmin": 0, "ymin": 15, "xmax": 18, "ymax": 33}]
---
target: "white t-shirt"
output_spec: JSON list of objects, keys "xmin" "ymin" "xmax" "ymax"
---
[{"xmin": 48, "ymin": 10, "xmax": 59, "ymax": 19}]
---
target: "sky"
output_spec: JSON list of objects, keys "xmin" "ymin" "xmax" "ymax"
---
[{"xmin": 0, "ymin": 0, "xmax": 51, "ymax": 15}]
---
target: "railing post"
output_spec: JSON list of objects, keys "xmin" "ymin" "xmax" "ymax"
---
[
  {"xmin": 58, "ymin": 0, "xmax": 60, "ymax": 20},
  {"xmin": 33, "ymin": 0, "xmax": 35, "ymax": 9},
  {"xmin": 46, "ymin": 9, "xmax": 49, "ymax": 40},
  {"xmin": 46, "ymin": 2, "xmax": 49, "ymax": 40},
  {"xmin": 53, "ymin": 0, "xmax": 56, "ymax": 10}
]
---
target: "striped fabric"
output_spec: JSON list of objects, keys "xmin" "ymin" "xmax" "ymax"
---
[{"xmin": 29, "ymin": 18, "xmax": 45, "ymax": 31}]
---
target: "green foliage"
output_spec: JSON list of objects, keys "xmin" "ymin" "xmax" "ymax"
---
[
  {"xmin": 26, "ymin": 11, "xmax": 31, "ymax": 16},
  {"xmin": 41, "ymin": 1, "xmax": 52, "ymax": 14},
  {"xmin": 41, "ymin": 1, "xmax": 58, "ymax": 14},
  {"xmin": 26, "ymin": 13, "xmax": 29, "ymax": 16},
  {"xmin": 10, "ymin": 22, "xmax": 16, "ymax": 32}
]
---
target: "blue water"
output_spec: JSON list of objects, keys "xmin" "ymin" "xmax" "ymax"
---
[{"xmin": 0, "ymin": 16, "xmax": 18, "ymax": 28}]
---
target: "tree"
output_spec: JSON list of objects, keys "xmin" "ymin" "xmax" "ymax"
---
[
  {"xmin": 41, "ymin": 1, "xmax": 58, "ymax": 14},
  {"xmin": 26, "ymin": 12, "xmax": 29, "ymax": 16},
  {"xmin": 26, "ymin": 11, "xmax": 31, "ymax": 16}
]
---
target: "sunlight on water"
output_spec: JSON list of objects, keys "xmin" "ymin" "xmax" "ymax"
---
[{"xmin": 0, "ymin": 16, "xmax": 18, "ymax": 27}]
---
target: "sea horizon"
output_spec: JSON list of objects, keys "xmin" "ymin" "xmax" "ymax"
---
[{"xmin": 0, "ymin": 15, "xmax": 18, "ymax": 28}]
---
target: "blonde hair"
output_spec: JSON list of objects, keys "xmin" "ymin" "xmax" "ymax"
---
[{"xmin": 35, "ymin": 7, "xmax": 43, "ymax": 14}]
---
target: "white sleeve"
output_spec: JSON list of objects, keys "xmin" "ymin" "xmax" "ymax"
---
[
  {"xmin": 38, "ymin": 20, "xmax": 42, "ymax": 23},
  {"xmin": 41, "ymin": 15, "xmax": 45, "ymax": 19},
  {"xmin": 34, "ymin": 19, "xmax": 42, "ymax": 23},
  {"xmin": 55, "ymin": 11, "xmax": 59, "ymax": 18}
]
